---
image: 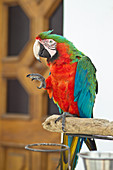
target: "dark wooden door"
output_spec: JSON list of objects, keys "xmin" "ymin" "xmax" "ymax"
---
[{"xmin": 0, "ymin": 0, "xmax": 63, "ymax": 169}]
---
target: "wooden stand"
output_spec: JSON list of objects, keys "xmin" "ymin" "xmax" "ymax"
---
[{"xmin": 42, "ymin": 115, "xmax": 113, "ymax": 137}]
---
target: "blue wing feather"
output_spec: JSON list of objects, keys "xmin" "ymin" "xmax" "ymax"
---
[{"xmin": 74, "ymin": 56, "xmax": 97, "ymax": 118}]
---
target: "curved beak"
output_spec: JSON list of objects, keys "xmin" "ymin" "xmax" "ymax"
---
[{"xmin": 33, "ymin": 40, "xmax": 41, "ymax": 62}]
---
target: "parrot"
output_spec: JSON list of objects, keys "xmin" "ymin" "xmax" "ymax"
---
[{"xmin": 27, "ymin": 30, "xmax": 98, "ymax": 169}]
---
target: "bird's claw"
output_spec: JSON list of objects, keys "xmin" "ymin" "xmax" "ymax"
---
[
  {"xmin": 31, "ymin": 77, "xmax": 37, "ymax": 81},
  {"xmin": 55, "ymin": 112, "xmax": 73, "ymax": 132},
  {"xmin": 26, "ymin": 73, "xmax": 46, "ymax": 89}
]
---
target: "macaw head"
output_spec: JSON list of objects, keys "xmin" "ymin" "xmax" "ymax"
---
[{"xmin": 33, "ymin": 30, "xmax": 84, "ymax": 64}]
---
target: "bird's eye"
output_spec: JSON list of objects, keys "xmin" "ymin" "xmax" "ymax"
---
[
  {"xmin": 49, "ymin": 39, "xmax": 54, "ymax": 43},
  {"xmin": 46, "ymin": 39, "xmax": 56, "ymax": 50}
]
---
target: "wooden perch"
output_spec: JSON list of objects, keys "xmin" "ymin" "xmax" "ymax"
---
[{"xmin": 42, "ymin": 115, "xmax": 113, "ymax": 136}]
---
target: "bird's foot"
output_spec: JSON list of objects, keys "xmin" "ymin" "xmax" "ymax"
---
[
  {"xmin": 26, "ymin": 73, "xmax": 46, "ymax": 89},
  {"xmin": 55, "ymin": 112, "xmax": 75, "ymax": 132}
]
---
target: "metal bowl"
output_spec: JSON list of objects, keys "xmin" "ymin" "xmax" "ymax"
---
[{"xmin": 78, "ymin": 151, "xmax": 113, "ymax": 170}]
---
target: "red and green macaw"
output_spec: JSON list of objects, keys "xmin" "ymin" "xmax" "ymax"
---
[{"xmin": 27, "ymin": 30, "xmax": 98, "ymax": 169}]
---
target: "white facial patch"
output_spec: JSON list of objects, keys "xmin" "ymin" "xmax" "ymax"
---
[
  {"xmin": 41, "ymin": 39, "xmax": 57, "ymax": 58},
  {"xmin": 33, "ymin": 39, "xmax": 40, "ymax": 61}
]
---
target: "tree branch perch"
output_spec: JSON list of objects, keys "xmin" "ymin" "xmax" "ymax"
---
[{"xmin": 42, "ymin": 115, "xmax": 113, "ymax": 136}]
